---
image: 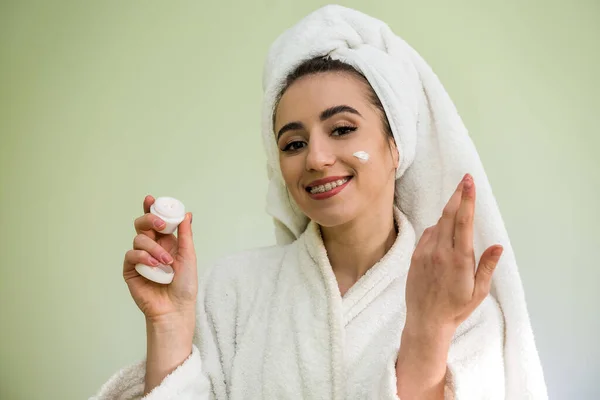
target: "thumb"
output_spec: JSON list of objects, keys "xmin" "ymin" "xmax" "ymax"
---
[
  {"xmin": 176, "ymin": 212, "xmax": 195, "ymax": 257},
  {"xmin": 473, "ymin": 245, "xmax": 503, "ymax": 302}
]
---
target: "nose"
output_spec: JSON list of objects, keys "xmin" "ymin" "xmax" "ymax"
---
[{"xmin": 305, "ymin": 134, "xmax": 336, "ymax": 172}]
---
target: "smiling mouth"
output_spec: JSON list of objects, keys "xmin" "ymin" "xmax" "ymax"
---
[{"xmin": 306, "ymin": 177, "xmax": 352, "ymax": 194}]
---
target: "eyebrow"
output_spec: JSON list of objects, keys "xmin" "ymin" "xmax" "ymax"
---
[{"xmin": 276, "ymin": 105, "xmax": 362, "ymax": 140}]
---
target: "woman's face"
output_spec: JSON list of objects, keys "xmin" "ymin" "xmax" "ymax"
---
[{"xmin": 274, "ymin": 72, "xmax": 398, "ymax": 228}]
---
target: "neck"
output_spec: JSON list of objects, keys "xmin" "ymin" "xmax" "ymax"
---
[{"xmin": 320, "ymin": 205, "xmax": 397, "ymax": 296}]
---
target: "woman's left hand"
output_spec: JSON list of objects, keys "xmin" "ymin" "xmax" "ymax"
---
[
  {"xmin": 396, "ymin": 174, "xmax": 504, "ymax": 399},
  {"xmin": 404, "ymin": 173, "xmax": 504, "ymax": 338}
]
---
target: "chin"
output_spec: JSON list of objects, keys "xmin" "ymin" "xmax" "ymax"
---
[{"xmin": 300, "ymin": 200, "xmax": 360, "ymax": 229}]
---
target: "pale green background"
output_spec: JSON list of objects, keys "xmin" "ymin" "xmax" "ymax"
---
[{"xmin": 1, "ymin": 1, "xmax": 598, "ymax": 399}]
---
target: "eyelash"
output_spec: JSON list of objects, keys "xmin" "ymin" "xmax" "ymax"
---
[
  {"xmin": 332, "ymin": 126, "xmax": 357, "ymax": 136},
  {"xmin": 281, "ymin": 126, "xmax": 357, "ymax": 152}
]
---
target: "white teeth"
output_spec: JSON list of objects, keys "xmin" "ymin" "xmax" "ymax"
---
[{"xmin": 310, "ymin": 177, "xmax": 349, "ymax": 194}]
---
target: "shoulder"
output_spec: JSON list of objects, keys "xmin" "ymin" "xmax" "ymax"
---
[
  {"xmin": 197, "ymin": 243, "xmax": 294, "ymax": 327},
  {"xmin": 204, "ymin": 244, "xmax": 289, "ymax": 280},
  {"xmin": 199, "ymin": 243, "xmax": 293, "ymax": 299}
]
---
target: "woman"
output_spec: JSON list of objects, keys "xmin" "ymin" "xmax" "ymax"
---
[{"xmin": 92, "ymin": 5, "xmax": 547, "ymax": 400}]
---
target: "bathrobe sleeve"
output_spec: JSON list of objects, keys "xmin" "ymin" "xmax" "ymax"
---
[
  {"xmin": 90, "ymin": 265, "xmax": 231, "ymax": 400},
  {"xmin": 89, "ymin": 344, "xmax": 211, "ymax": 400}
]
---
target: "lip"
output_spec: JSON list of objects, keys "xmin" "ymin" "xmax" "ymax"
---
[{"xmin": 307, "ymin": 177, "xmax": 352, "ymax": 200}]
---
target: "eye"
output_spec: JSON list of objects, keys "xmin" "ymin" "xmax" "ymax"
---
[
  {"xmin": 331, "ymin": 126, "xmax": 357, "ymax": 137},
  {"xmin": 282, "ymin": 140, "xmax": 307, "ymax": 152}
]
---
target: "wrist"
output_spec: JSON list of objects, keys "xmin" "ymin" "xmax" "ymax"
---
[
  {"xmin": 395, "ymin": 322, "xmax": 454, "ymax": 399},
  {"xmin": 402, "ymin": 318, "xmax": 456, "ymax": 345},
  {"xmin": 143, "ymin": 313, "xmax": 195, "ymax": 395},
  {"xmin": 145, "ymin": 314, "xmax": 194, "ymax": 360},
  {"xmin": 399, "ymin": 321, "xmax": 453, "ymax": 367},
  {"xmin": 145, "ymin": 309, "xmax": 196, "ymax": 334}
]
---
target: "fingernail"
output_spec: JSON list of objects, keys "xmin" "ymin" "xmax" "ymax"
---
[
  {"xmin": 153, "ymin": 219, "xmax": 165, "ymax": 229},
  {"xmin": 492, "ymin": 246, "xmax": 503, "ymax": 257},
  {"xmin": 463, "ymin": 174, "xmax": 473, "ymax": 191},
  {"xmin": 161, "ymin": 254, "xmax": 173, "ymax": 264},
  {"xmin": 149, "ymin": 257, "xmax": 159, "ymax": 266},
  {"xmin": 190, "ymin": 213, "xmax": 193, "ymax": 224}
]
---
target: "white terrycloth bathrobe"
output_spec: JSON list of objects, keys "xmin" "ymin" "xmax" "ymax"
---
[
  {"xmin": 92, "ymin": 210, "xmax": 505, "ymax": 399},
  {"xmin": 92, "ymin": 4, "xmax": 548, "ymax": 399}
]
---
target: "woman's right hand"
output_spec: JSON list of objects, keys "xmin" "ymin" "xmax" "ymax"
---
[{"xmin": 122, "ymin": 195, "xmax": 198, "ymax": 324}]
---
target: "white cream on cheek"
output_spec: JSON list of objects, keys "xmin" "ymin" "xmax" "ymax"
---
[{"xmin": 353, "ymin": 151, "xmax": 370, "ymax": 163}]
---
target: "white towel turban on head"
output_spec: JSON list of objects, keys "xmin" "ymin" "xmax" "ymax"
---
[{"xmin": 261, "ymin": 5, "xmax": 547, "ymax": 398}]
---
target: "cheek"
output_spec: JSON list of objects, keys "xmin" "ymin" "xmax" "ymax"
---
[
  {"xmin": 279, "ymin": 156, "xmax": 303, "ymax": 189},
  {"xmin": 354, "ymin": 142, "xmax": 393, "ymax": 184}
]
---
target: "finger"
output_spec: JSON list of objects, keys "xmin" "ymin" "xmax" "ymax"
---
[
  {"xmin": 454, "ymin": 174, "xmax": 476, "ymax": 254},
  {"xmin": 133, "ymin": 234, "xmax": 174, "ymax": 265},
  {"xmin": 123, "ymin": 249, "xmax": 160, "ymax": 272},
  {"xmin": 437, "ymin": 177, "xmax": 466, "ymax": 248},
  {"xmin": 143, "ymin": 195, "xmax": 155, "ymax": 214},
  {"xmin": 412, "ymin": 226, "xmax": 434, "ymax": 264},
  {"xmin": 134, "ymin": 213, "xmax": 166, "ymax": 234},
  {"xmin": 176, "ymin": 213, "xmax": 195, "ymax": 258},
  {"xmin": 415, "ymin": 226, "xmax": 434, "ymax": 250},
  {"xmin": 421, "ymin": 226, "xmax": 441, "ymax": 263},
  {"xmin": 473, "ymin": 245, "xmax": 503, "ymax": 302}
]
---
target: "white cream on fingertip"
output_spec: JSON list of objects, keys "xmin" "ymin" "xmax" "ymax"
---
[{"xmin": 353, "ymin": 151, "xmax": 370, "ymax": 163}]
